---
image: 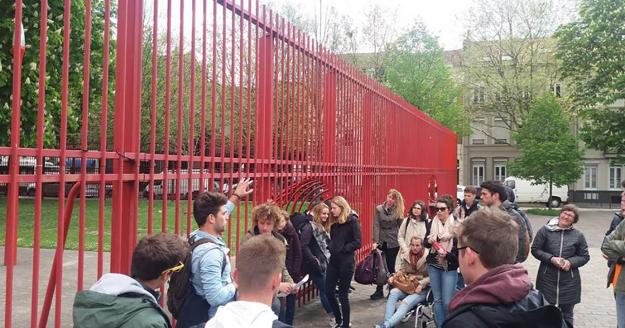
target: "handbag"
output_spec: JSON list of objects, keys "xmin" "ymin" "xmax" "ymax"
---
[
  {"xmin": 390, "ymin": 271, "xmax": 420, "ymax": 294},
  {"xmin": 355, "ymin": 251, "xmax": 377, "ymax": 284},
  {"xmin": 374, "ymin": 249, "xmax": 389, "ymax": 286}
]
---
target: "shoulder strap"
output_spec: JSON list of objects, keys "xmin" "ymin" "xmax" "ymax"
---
[{"xmin": 191, "ymin": 237, "xmax": 227, "ymax": 274}]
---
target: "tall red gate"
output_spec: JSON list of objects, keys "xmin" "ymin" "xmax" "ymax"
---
[{"xmin": 0, "ymin": 0, "xmax": 456, "ymax": 327}]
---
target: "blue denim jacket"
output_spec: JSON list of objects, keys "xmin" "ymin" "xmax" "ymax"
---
[{"xmin": 189, "ymin": 201, "xmax": 236, "ymax": 318}]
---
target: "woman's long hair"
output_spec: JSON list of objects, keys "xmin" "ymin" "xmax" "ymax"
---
[
  {"xmin": 408, "ymin": 200, "xmax": 427, "ymax": 222},
  {"xmin": 331, "ymin": 196, "xmax": 352, "ymax": 224},
  {"xmin": 387, "ymin": 189, "xmax": 405, "ymax": 220},
  {"xmin": 311, "ymin": 202, "xmax": 331, "ymax": 232}
]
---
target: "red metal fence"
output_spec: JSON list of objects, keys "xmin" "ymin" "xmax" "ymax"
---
[{"xmin": 1, "ymin": 0, "xmax": 456, "ymax": 327}]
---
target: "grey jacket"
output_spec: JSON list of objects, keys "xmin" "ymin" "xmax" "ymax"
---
[
  {"xmin": 531, "ymin": 218, "xmax": 590, "ymax": 305},
  {"xmin": 373, "ymin": 204, "xmax": 402, "ymax": 248}
]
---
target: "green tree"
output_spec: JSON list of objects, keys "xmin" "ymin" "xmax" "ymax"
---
[
  {"xmin": 509, "ymin": 95, "xmax": 583, "ymax": 208},
  {"xmin": 384, "ymin": 23, "xmax": 470, "ymax": 136},
  {"xmin": 555, "ymin": 0, "xmax": 625, "ymax": 154},
  {"xmin": 0, "ymin": 0, "xmax": 115, "ymax": 148}
]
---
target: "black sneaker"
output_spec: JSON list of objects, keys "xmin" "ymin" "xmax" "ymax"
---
[{"xmin": 370, "ymin": 288, "xmax": 384, "ymax": 300}]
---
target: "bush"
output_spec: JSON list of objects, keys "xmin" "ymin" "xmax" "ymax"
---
[{"xmin": 526, "ymin": 208, "xmax": 560, "ymax": 216}]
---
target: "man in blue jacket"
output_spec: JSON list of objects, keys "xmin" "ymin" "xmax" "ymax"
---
[{"xmin": 184, "ymin": 178, "xmax": 253, "ymax": 324}]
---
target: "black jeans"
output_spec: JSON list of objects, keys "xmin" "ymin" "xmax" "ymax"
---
[
  {"xmin": 558, "ymin": 303, "xmax": 575, "ymax": 327},
  {"xmin": 325, "ymin": 256, "xmax": 355, "ymax": 328},
  {"xmin": 380, "ymin": 242, "xmax": 399, "ymax": 275}
]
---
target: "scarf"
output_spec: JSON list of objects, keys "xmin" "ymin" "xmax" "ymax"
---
[
  {"xmin": 429, "ymin": 215, "xmax": 456, "ymax": 252},
  {"xmin": 410, "ymin": 248, "xmax": 425, "ymax": 271}
]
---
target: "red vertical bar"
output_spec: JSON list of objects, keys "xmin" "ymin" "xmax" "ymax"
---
[
  {"xmin": 112, "ymin": 0, "xmax": 143, "ymax": 274},
  {"xmin": 5, "ymin": 1, "xmax": 24, "ymax": 327},
  {"xmin": 162, "ymin": 0, "xmax": 173, "ymax": 233},
  {"xmin": 78, "ymin": 0, "xmax": 93, "ymax": 292},
  {"xmin": 55, "ymin": 0, "xmax": 73, "ymax": 325},
  {"xmin": 235, "ymin": 0, "xmax": 244, "ymax": 250},
  {"xmin": 210, "ymin": 0, "xmax": 218, "ymax": 195},
  {"xmin": 228, "ymin": 0, "xmax": 236, "ymax": 248},
  {"xmin": 148, "ymin": 0, "xmax": 159, "ymax": 236},
  {"xmin": 31, "ymin": 0, "xmax": 48, "ymax": 326},
  {"xmin": 200, "ymin": 0, "xmax": 208, "ymax": 193},
  {"xmin": 188, "ymin": 0, "xmax": 197, "ymax": 236},
  {"xmin": 175, "ymin": 0, "xmax": 185, "ymax": 235},
  {"xmin": 220, "ymin": 0, "xmax": 227, "ymax": 195},
  {"xmin": 98, "ymin": 0, "xmax": 111, "ymax": 279}
]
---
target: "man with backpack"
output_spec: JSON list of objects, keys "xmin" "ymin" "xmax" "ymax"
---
[
  {"xmin": 480, "ymin": 181, "xmax": 532, "ymax": 263},
  {"xmin": 73, "ymin": 233, "xmax": 188, "ymax": 328},
  {"xmin": 171, "ymin": 178, "xmax": 253, "ymax": 327}
]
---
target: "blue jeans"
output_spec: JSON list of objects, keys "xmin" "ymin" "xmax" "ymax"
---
[
  {"xmin": 427, "ymin": 264, "xmax": 457, "ymax": 328},
  {"xmin": 616, "ymin": 292, "xmax": 625, "ymax": 328},
  {"xmin": 278, "ymin": 294, "xmax": 296, "ymax": 325},
  {"xmin": 382, "ymin": 288, "xmax": 427, "ymax": 328},
  {"xmin": 310, "ymin": 271, "xmax": 333, "ymax": 314}
]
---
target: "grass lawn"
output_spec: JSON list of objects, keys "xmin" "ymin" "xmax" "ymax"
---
[
  {"xmin": 0, "ymin": 197, "xmax": 254, "ymax": 252},
  {"xmin": 526, "ymin": 208, "xmax": 560, "ymax": 216}
]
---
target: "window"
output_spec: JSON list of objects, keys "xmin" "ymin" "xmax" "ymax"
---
[
  {"xmin": 471, "ymin": 119, "xmax": 487, "ymax": 145},
  {"xmin": 552, "ymin": 84, "xmax": 561, "ymax": 98},
  {"xmin": 584, "ymin": 164, "xmax": 598, "ymax": 190},
  {"xmin": 472, "ymin": 160, "xmax": 485, "ymax": 186},
  {"xmin": 494, "ymin": 161, "xmax": 507, "ymax": 181},
  {"xmin": 493, "ymin": 118, "xmax": 509, "ymax": 144},
  {"xmin": 609, "ymin": 166, "xmax": 623, "ymax": 190},
  {"xmin": 473, "ymin": 87, "xmax": 485, "ymax": 104}
]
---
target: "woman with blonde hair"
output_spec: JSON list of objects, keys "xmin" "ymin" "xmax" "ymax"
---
[
  {"xmin": 371, "ymin": 189, "xmax": 405, "ymax": 300},
  {"xmin": 325, "ymin": 196, "xmax": 362, "ymax": 328}
]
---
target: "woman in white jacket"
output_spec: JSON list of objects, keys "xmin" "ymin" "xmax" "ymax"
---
[{"xmin": 396, "ymin": 200, "xmax": 429, "ymax": 271}]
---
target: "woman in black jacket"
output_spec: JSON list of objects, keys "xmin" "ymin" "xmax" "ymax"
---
[
  {"xmin": 531, "ymin": 204, "xmax": 589, "ymax": 328},
  {"xmin": 325, "ymin": 196, "xmax": 362, "ymax": 328}
]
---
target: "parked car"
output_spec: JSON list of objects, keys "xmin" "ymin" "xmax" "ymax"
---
[
  {"xmin": 25, "ymin": 182, "xmax": 112, "ymax": 198},
  {"xmin": 503, "ymin": 176, "xmax": 568, "ymax": 207},
  {"xmin": 142, "ymin": 170, "xmax": 234, "ymax": 199}
]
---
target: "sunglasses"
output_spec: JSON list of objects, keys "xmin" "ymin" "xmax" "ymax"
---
[
  {"xmin": 436, "ymin": 207, "xmax": 448, "ymax": 212},
  {"xmin": 162, "ymin": 261, "xmax": 184, "ymax": 275},
  {"xmin": 457, "ymin": 245, "xmax": 479, "ymax": 254}
]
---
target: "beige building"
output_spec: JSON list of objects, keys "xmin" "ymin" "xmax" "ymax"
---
[{"xmin": 447, "ymin": 43, "xmax": 624, "ymax": 206}]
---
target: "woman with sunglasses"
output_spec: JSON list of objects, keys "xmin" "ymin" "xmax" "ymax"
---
[
  {"xmin": 396, "ymin": 200, "xmax": 429, "ymax": 271},
  {"xmin": 424, "ymin": 196, "xmax": 458, "ymax": 328}
]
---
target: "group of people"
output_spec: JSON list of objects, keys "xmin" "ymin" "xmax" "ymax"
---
[{"xmin": 70, "ymin": 178, "xmax": 625, "ymax": 328}]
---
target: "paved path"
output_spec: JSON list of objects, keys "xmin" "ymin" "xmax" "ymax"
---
[
  {"xmin": 294, "ymin": 209, "xmax": 619, "ymax": 328},
  {"xmin": 0, "ymin": 209, "xmax": 619, "ymax": 327}
]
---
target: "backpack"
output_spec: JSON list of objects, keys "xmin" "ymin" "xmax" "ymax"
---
[
  {"xmin": 508, "ymin": 207, "xmax": 533, "ymax": 262},
  {"xmin": 355, "ymin": 250, "xmax": 378, "ymax": 284},
  {"xmin": 167, "ymin": 237, "xmax": 226, "ymax": 326}
]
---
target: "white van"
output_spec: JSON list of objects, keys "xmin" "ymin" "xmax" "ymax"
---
[{"xmin": 504, "ymin": 176, "xmax": 568, "ymax": 207}]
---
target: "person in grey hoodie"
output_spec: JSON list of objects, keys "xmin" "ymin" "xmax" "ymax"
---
[
  {"xmin": 205, "ymin": 234, "xmax": 292, "ymax": 328},
  {"xmin": 531, "ymin": 204, "xmax": 590, "ymax": 328},
  {"xmin": 73, "ymin": 233, "xmax": 188, "ymax": 328}
]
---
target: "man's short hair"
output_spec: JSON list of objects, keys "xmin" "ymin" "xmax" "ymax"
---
[
  {"xmin": 131, "ymin": 233, "xmax": 188, "ymax": 281},
  {"xmin": 236, "ymin": 234, "xmax": 285, "ymax": 291},
  {"xmin": 480, "ymin": 181, "xmax": 508, "ymax": 202},
  {"xmin": 464, "ymin": 186, "xmax": 478, "ymax": 195},
  {"xmin": 193, "ymin": 191, "xmax": 228, "ymax": 227},
  {"xmin": 252, "ymin": 202, "xmax": 283, "ymax": 226},
  {"xmin": 457, "ymin": 207, "xmax": 519, "ymax": 269}
]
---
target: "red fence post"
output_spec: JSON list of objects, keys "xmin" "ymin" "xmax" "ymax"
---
[
  {"xmin": 111, "ymin": 0, "xmax": 143, "ymax": 274},
  {"xmin": 254, "ymin": 34, "xmax": 274, "ymax": 202},
  {"xmin": 323, "ymin": 71, "xmax": 336, "ymax": 197}
]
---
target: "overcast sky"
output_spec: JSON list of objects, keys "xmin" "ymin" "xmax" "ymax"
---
[{"xmin": 265, "ymin": 0, "xmax": 473, "ymax": 50}]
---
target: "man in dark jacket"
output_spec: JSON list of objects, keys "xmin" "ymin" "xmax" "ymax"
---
[
  {"xmin": 480, "ymin": 180, "xmax": 531, "ymax": 263},
  {"xmin": 453, "ymin": 185, "xmax": 480, "ymax": 221},
  {"xmin": 444, "ymin": 207, "xmax": 565, "ymax": 328},
  {"xmin": 73, "ymin": 233, "xmax": 188, "ymax": 328},
  {"xmin": 604, "ymin": 211, "xmax": 625, "ymax": 267}
]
